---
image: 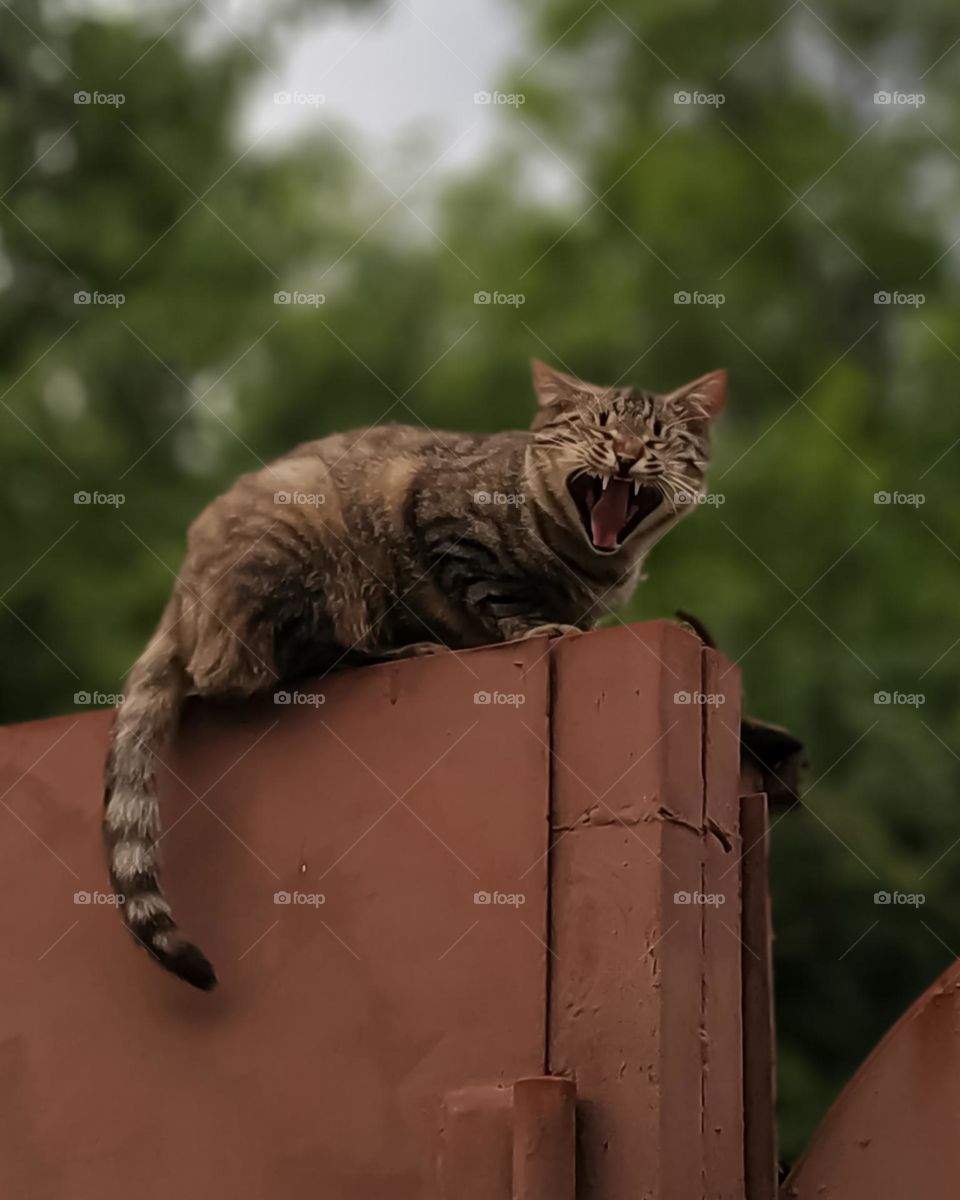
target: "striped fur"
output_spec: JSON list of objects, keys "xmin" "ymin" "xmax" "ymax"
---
[
  {"xmin": 103, "ymin": 602, "xmax": 217, "ymax": 989},
  {"xmin": 103, "ymin": 361, "xmax": 726, "ymax": 988}
]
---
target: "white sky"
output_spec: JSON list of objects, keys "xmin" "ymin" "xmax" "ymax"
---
[
  {"xmin": 61, "ymin": 0, "xmax": 574, "ymax": 199},
  {"xmin": 242, "ymin": 0, "xmax": 526, "ymax": 169}
]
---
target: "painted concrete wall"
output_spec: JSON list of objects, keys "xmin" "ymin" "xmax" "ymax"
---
[{"xmin": 0, "ymin": 621, "xmax": 752, "ymax": 1199}]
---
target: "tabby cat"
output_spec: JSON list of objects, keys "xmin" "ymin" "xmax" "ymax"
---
[{"xmin": 103, "ymin": 359, "xmax": 727, "ymax": 989}]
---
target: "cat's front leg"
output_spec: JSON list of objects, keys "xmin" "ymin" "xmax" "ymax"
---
[{"xmin": 460, "ymin": 580, "xmax": 590, "ymax": 644}]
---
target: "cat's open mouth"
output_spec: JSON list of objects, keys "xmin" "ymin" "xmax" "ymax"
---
[{"xmin": 567, "ymin": 472, "xmax": 662, "ymax": 552}]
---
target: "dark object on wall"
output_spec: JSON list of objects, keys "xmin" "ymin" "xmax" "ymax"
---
[
  {"xmin": 678, "ymin": 610, "xmax": 807, "ymax": 811},
  {"xmin": 740, "ymin": 716, "xmax": 806, "ymax": 813}
]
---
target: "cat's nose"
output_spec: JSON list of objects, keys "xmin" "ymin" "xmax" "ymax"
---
[
  {"xmin": 615, "ymin": 437, "xmax": 645, "ymax": 471},
  {"xmin": 615, "ymin": 448, "xmax": 642, "ymax": 474}
]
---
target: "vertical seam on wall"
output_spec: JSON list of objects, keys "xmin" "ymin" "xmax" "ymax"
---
[
  {"xmin": 544, "ymin": 639, "xmax": 557, "ymax": 1078},
  {"xmin": 699, "ymin": 644, "xmax": 710, "ymax": 1200}
]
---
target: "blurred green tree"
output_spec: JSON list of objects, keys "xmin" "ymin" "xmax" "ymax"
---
[{"xmin": 0, "ymin": 0, "xmax": 371, "ymax": 713}]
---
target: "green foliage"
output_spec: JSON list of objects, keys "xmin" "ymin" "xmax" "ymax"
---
[{"xmin": 3, "ymin": 0, "xmax": 960, "ymax": 1161}]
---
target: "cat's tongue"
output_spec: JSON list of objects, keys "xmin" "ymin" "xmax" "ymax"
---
[{"xmin": 590, "ymin": 478, "xmax": 632, "ymax": 548}]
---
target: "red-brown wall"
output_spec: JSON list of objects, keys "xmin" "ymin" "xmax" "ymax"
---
[{"xmin": 0, "ymin": 621, "xmax": 749, "ymax": 1199}]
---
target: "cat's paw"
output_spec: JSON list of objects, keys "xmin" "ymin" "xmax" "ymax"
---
[{"xmin": 521, "ymin": 623, "xmax": 582, "ymax": 640}]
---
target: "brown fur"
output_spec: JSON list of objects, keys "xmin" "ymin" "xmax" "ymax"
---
[{"xmin": 104, "ymin": 360, "xmax": 727, "ymax": 988}]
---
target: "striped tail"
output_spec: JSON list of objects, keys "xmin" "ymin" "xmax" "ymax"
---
[{"xmin": 103, "ymin": 606, "xmax": 216, "ymax": 990}]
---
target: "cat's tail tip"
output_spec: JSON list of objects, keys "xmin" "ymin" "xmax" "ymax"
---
[
  {"xmin": 112, "ymin": 868, "xmax": 219, "ymax": 989},
  {"xmin": 128, "ymin": 912, "xmax": 218, "ymax": 989},
  {"xmin": 152, "ymin": 937, "xmax": 218, "ymax": 991}
]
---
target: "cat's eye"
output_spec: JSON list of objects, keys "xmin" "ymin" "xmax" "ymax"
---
[
  {"xmin": 598, "ymin": 411, "xmax": 610, "ymax": 426},
  {"xmin": 652, "ymin": 419, "xmax": 663, "ymax": 436}
]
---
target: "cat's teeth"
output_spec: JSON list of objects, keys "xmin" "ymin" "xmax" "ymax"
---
[
  {"xmin": 633, "ymin": 480, "xmax": 641, "ymax": 496},
  {"xmin": 600, "ymin": 475, "xmax": 610, "ymax": 490}
]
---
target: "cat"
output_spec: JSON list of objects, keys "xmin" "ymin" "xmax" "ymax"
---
[{"xmin": 103, "ymin": 359, "xmax": 727, "ymax": 989}]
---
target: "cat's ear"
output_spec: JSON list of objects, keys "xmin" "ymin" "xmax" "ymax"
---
[
  {"xmin": 661, "ymin": 369, "xmax": 727, "ymax": 424},
  {"xmin": 530, "ymin": 359, "xmax": 587, "ymax": 409}
]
